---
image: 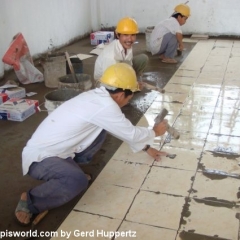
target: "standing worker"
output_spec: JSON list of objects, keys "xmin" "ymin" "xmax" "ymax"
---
[
  {"xmin": 15, "ymin": 63, "xmax": 168, "ymax": 226},
  {"xmin": 149, "ymin": 3, "xmax": 191, "ymax": 63},
  {"xmin": 94, "ymin": 17, "xmax": 149, "ymax": 84}
]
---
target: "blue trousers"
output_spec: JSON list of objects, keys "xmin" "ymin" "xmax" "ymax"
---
[
  {"xmin": 158, "ymin": 32, "xmax": 178, "ymax": 58},
  {"xmin": 27, "ymin": 130, "xmax": 107, "ymax": 214}
]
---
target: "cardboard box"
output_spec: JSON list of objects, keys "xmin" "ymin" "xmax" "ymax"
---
[
  {"xmin": 90, "ymin": 31, "xmax": 114, "ymax": 45},
  {"xmin": 0, "ymin": 87, "xmax": 26, "ymax": 103},
  {"xmin": 0, "ymin": 98, "xmax": 39, "ymax": 122}
]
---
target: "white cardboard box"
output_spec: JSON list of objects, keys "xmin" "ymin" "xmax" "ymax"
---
[
  {"xmin": 0, "ymin": 87, "xmax": 26, "ymax": 104},
  {"xmin": 0, "ymin": 98, "xmax": 39, "ymax": 122},
  {"xmin": 90, "ymin": 31, "xmax": 114, "ymax": 45}
]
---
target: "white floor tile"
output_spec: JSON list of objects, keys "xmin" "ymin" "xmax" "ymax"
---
[
  {"xmin": 163, "ymin": 131, "xmax": 206, "ymax": 150},
  {"xmin": 210, "ymin": 118, "xmax": 240, "ymax": 136},
  {"xmin": 74, "ymin": 182, "xmax": 138, "ymax": 219},
  {"xmin": 154, "ymin": 146, "xmax": 201, "ymax": 171},
  {"xmin": 174, "ymin": 115, "xmax": 212, "ymax": 133},
  {"xmin": 126, "ymin": 191, "xmax": 185, "ymax": 230},
  {"xmin": 204, "ymin": 134, "xmax": 240, "ymax": 154},
  {"xmin": 174, "ymin": 69, "xmax": 200, "ymax": 78},
  {"xmin": 164, "ymin": 83, "xmax": 192, "ymax": 94},
  {"xmin": 111, "ymin": 142, "xmax": 154, "ymax": 165},
  {"xmin": 117, "ymin": 221, "xmax": 177, "ymax": 240},
  {"xmin": 95, "ymin": 159, "xmax": 151, "ymax": 189},
  {"xmin": 51, "ymin": 211, "xmax": 122, "ymax": 240},
  {"xmin": 168, "ymin": 76, "xmax": 196, "ymax": 85},
  {"xmin": 200, "ymin": 151, "xmax": 240, "ymax": 175},
  {"xmin": 191, "ymin": 172, "xmax": 240, "ymax": 202},
  {"xmin": 180, "ymin": 199, "xmax": 239, "ymax": 240},
  {"xmin": 141, "ymin": 166, "xmax": 194, "ymax": 196}
]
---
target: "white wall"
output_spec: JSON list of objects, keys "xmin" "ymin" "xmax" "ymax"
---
[
  {"xmin": 1, "ymin": 0, "xmax": 240, "ymax": 78},
  {"xmin": 0, "ymin": 0, "xmax": 93, "ymax": 77},
  {"xmin": 97, "ymin": 0, "xmax": 240, "ymax": 35}
]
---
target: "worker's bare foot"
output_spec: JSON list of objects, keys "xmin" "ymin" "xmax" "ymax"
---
[{"xmin": 15, "ymin": 192, "xmax": 32, "ymax": 226}]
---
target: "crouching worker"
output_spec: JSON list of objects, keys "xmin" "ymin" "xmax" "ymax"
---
[
  {"xmin": 150, "ymin": 3, "xmax": 191, "ymax": 63},
  {"xmin": 94, "ymin": 17, "xmax": 149, "ymax": 85},
  {"xmin": 15, "ymin": 63, "xmax": 168, "ymax": 226}
]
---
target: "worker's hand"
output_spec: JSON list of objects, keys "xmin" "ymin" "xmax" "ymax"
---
[
  {"xmin": 178, "ymin": 43, "xmax": 184, "ymax": 51},
  {"xmin": 138, "ymin": 81, "xmax": 144, "ymax": 91},
  {"xmin": 146, "ymin": 147, "xmax": 168, "ymax": 161},
  {"xmin": 153, "ymin": 119, "xmax": 168, "ymax": 136}
]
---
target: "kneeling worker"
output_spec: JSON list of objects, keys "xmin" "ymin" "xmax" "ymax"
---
[{"xmin": 15, "ymin": 63, "xmax": 168, "ymax": 226}]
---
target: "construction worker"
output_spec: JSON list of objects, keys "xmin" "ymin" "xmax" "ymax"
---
[
  {"xmin": 94, "ymin": 17, "xmax": 149, "ymax": 84},
  {"xmin": 15, "ymin": 63, "xmax": 168, "ymax": 226},
  {"xmin": 149, "ymin": 3, "xmax": 191, "ymax": 63}
]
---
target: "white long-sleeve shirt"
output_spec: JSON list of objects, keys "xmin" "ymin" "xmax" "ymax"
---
[
  {"xmin": 150, "ymin": 17, "xmax": 182, "ymax": 55},
  {"xmin": 94, "ymin": 39, "xmax": 133, "ymax": 80},
  {"xmin": 22, "ymin": 87, "xmax": 155, "ymax": 175}
]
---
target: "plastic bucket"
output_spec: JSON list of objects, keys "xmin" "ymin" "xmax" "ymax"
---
[
  {"xmin": 58, "ymin": 73, "xmax": 92, "ymax": 91},
  {"xmin": 43, "ymin": 53, "xmax": 66, "ymax": 88},
  {"xmin": 145, "ymin": 26, "xmax": 154, "ymax": 52},
  {"xmin": 44, "ymin": 89, "xmax": 81, "ymax": 115}
]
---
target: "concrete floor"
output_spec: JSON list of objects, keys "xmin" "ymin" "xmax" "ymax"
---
[{"xmin": 3, "ymin": 35, "xmax": 240, "ymax": 240}]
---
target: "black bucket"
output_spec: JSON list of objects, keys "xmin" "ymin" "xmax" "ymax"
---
[{"xmin": 66, "ymin": 58, "xmax": 83, "ymax": 74}]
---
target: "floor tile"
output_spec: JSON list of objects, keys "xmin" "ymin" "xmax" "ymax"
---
[
  {"xmin": 154, "ymin": 91, "xmax": 188, "ymax": 104},
  {"xmin": 223, "ymin": 79, "xmax": 240, "ymax": 87},
  {"xmin": 217, "ymin": 97, "xmax": 240, "ymax": 109},
  {"xmin": 126, "ymin": 191, "xmax": 185, "ymax": 230},
  {"xmin": 168, "ymin": 76, "xmax": 196, "ymax": 85},
  {"xmin": 141, "ymin": 166, "xmax": 194, "ymax": 196},
  {"xmin": 74, "ymin": 181, "xmax": 138, "ymax": 219},
  {"xmin": 220, "ymin": 86, "xmax": 240, "ymax": 99},
  {"xmin": 214, "ymin": 107, "xmax": 240, "ymax": 120},
  {"xmin": 174, "ymin": 115, "xmax": 212, "ymax": 133},
  {"xmin": 190, "ymin": 172, "xmax": 239, "ymax": 202},
  {"xmin": 200, "ymin": 151, "xmax": 240, "ymax": 175},
  {"xmin": 189, "ymin": 86, "xmax": 221, "ymax": 96},
  {"xmin": 117, "ymin": 221, "xmax": 177, "ymax": 240},
  {"xmin": 215, "ymin": 40, "xmax": 233, "ymax": 47},
  {"xmin": 163, "ymin": 131, "xmax": 206, "ymax": 150},
  {"xmin": 95, "ymin": 159, "xmax": 151, "ymax": 189},
  {"xmin": 164, "ymin": 83, "xmax": 192, "ymax": 94},
  {"xmin": 52, "ymin": 211, "xmax": 122, "ymax": 240},
  {"xmin": 209, "ymin": 118, "xmax": 240, "ymax": 136},
  {"xmin": 180, "ymin": 105, "xmax": 215, "ymax": 118},
  {"xmin": 184, "ymin": 95, "xmax": 218, "ymax": 107},
  {"xmin": 179, "ymin": 198, "xmax": 239, "ymax": 240},
  {"xmin": 194, "ymin": 76, "xmax": 223, "ymax": 87},
  {"xmin": 206, "ymin": 55, "xmax": 229, "ymax": 65},
  {"xmin": 209, "ymin": 47, "xmax": 231, "ymax": 56},
  {"xmin": 154, "ymin": 146, "xmax": 201, "ymax": 171},
  {"xmin": 173, "ymin": 69, "xmax": 200, "ymax": 78},
  {"xmin": 111, "ymin": 142, "xmax": 154, "ymax": 165},
  {"xmin": 204, "ymin": 134, "xmax": 240, "ymax": 154}
]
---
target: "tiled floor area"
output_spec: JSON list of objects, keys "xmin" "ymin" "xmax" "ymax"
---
[{"xmin": 51, "ymin": 39, "xmax": 239, "ymax": 239}]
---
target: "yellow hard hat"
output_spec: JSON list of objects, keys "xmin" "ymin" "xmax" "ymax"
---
[
  {"xmin": 100, "ymin": 63, "xmax": 139, "ymax": 92},
  {"xmin": 174, "ymin": 4, "xmax": 191, "ymax": 17},
  {"xmin": 115, "ymin": 17, "xmax": 139, "ymax": 34}
]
